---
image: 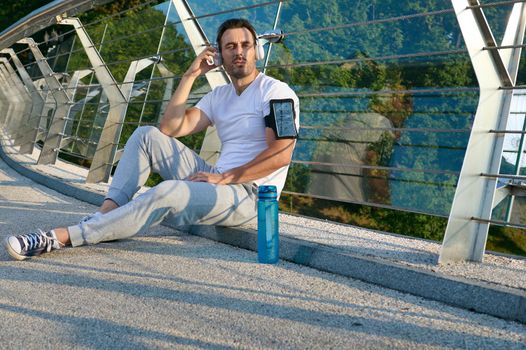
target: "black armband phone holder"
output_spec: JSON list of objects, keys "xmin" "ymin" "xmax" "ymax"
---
[{"xmin": 264, "ymin": 99, "xmax": 298, "ymax": 139}]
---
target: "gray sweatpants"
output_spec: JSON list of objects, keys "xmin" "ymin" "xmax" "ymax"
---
[{"xmin": 68, "ymin": 126, "xmax": 258, "ymax": 247}]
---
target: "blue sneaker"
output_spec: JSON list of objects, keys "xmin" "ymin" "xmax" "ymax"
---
[{"xmin": 3, "ymin": 230, "xmax": 62, "ymax": 261}]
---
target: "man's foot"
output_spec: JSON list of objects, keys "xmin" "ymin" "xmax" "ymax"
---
[{"xmin": 3, "ymin": 230, "xmax": 63, "ymax": 261}]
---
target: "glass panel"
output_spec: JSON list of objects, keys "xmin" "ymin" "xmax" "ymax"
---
[
  {"xmin": 187, "ymin": 0, "xmax": 279, "ymax": 39},
  {"xmin": 265, "ymin": 1, "xmax": 478, "ymax": 215},
  {"xmin": 507, "ymin": 196, "xmax": 526, "ymax": 224},
  {"xmin": 41, "ymin": 104, "xmax": 56, "ymax": 136},
  {"xmin": 158, "ymin": 4, "xmax": 194, "ymax": 70},
  {"xmin": 493, "ymin": 92, "xmax": 526, "ymax": 225},
  {"xmin": 287, "ymin": 162, "xmax": 458, "ymax": 215},
  {"xmin": 12, "ymin": 0, "xmax": 487, "ymax": 218},
  {"xmin": 66, "ymin": 36, "xmax": 91, "ymax": 73},
  {"xmin": 81, "ymin": 3, "xmax": 167, "ymax": 81},
  {"xmin": 500, "ymin": 117, "xmax": 526, "ymax": 176},
  {"xmin": 286, "ymin": 90, "xmax": 476, "ymax": 215},
  {"xmin": 64, "ymin": 72, "xmax": 104, "ymax": 158},
  {"xmin": 10, "ymin": 45, "xmax": 38, "ymax": 80},
  {"xmin": 274, "ymin": 4, "xmax": 463, "ymax": 64},
  {"xmin": 87, "ymin": 89, "xmax": 110, "ymax": 158},
  {"xmin": 38, "ymin": 30, "xmax": 76, "ymax": 73},
  {"xmin": 140, "ymin": 75, "xmax": 169, "ymax": 124},
  {"xmin": 121, "ymin": 70, "xmax": 151, "ymax": 143},
  {"xmin": 480, "ymin": 1, "xmax": 514, "ymax": 45},
  {"xmin": 64, "ymin": 83, "xmax": 90, "ymax": 139},
  {"xmin": 515, "ymin": 49, "xmax": 526, "ymax": 86}
]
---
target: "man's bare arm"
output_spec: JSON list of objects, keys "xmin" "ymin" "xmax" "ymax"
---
[
  {"xmin": 188, "ymin": 129, "xmax": 295, "ymax": 184},
  {"xmin": 159, "ymin": 48, "xmax": 216, "ymax": 137}
]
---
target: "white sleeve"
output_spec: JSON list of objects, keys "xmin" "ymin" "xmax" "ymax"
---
[
  {"xmin": 195, "ymin": 90, "xmax": 215, "ymax": 126},
  {"xmin": 263, "ymin": 82, "xmax": 300, "ymax": 130}
]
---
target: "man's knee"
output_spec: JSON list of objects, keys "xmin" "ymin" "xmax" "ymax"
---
[
  {"xmin": 132, "ymin": 125, "xmax": 161, "ymax": 140},
  {"xmin": 132, "ymin": 125, "xmax": 182, "ymax": 149},
  {"xmin": 128, "ymin": 125, "xmax": 172, "ymax": 152},
  {"xmin": 146, "ymin": 180, "xmax": 191, "ymax": 208}
]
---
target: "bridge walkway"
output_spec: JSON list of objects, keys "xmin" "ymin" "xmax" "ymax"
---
[{"xmin": 0, "ymin": 137, "xmax": 524, "ymax": 348}]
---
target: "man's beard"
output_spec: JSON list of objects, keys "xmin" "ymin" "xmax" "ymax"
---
[
  {"xmin": 227, "ymin": 57, "xmax": 255, "ymax": 79},
  {"xmin": 229, "ymin": 67, "xmax": 250, "ymax": 79}
]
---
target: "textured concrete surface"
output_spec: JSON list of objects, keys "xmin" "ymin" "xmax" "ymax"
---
[
  {"xmin": 2, "ymin": 137, "xmax": 525, "ymax": 324},
  {"xmin": 184, "ymin": 224, "xmax": 526, "ymax": 324},
  {"xmin": 0, "ymin": 137, "xmax": 526, "ymax": 348}
]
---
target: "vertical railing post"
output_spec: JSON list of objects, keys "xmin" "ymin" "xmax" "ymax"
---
[
  {"xmin": 57, "ymin": 17, "xmax": 127, "ymax": 183},
  {"xmin": 0, "ymin": 63, "xmax": 28, "ymax": 137},
  {"xmin": 18, "ymin": 38, "xmax": 72, "ymax": 165},
  {"xmin": 440, "ymin": 1, "xmax": 526, "ymax": 262},
  {"xmin": 0, "ymin": 57, "xmax": 33, "ymax": 148},
  {"xmin": 111, "ymin": 56, "xmax": 170, "ymax": 162},
  {"xmin": 0, "ymin": 66, "xmax": 16, "ymax": 132},
  {"xmin": 1, "ymin": 48, "xmax": 46, "ymax": 154},
  {"xmin": 59, "ymin": 68, "xmax": 93, "ymax": 150}
]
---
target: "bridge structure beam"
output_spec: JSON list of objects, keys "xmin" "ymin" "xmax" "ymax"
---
[
  {"xmin": 57, "ymin": 17, "xmax": 128, "ymax": 183},
  {"xmin": 440, "ymin": 0, "xmax": 526, "ymax": 262},
  {"xmin": 0, "ymin": 48, "xmax": 46, "ymax": 154},
  {"xmin": 18, "ymin": 37, "xmax": 73, "ymax": 165},
  {"xmin": 0, "ymin": 58, "xmax": 32, "ymax": 146},
  {"xmin": 171, "ymin": 0, "xmax": 230, "ymax": 165}
]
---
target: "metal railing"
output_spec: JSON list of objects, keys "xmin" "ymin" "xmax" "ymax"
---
[{"xmin": 0, "ymin": 0, "xmax": 524, "ymax": 262}]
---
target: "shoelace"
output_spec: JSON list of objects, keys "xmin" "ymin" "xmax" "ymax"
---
[{"xmin": 19, "ymin": 230, "xmax": 54, "ymax": 252}]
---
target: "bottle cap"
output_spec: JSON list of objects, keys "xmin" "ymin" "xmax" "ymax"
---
[{"xmin": 258, "ymin": 185, "xmax": 277, "ymax": 199}]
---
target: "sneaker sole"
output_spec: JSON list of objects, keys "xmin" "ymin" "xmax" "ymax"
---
[{"xmin": 3, "ymin": 237, "xmax": 28, "ymax": 261}]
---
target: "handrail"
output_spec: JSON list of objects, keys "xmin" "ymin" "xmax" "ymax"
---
[{"xmin": 0, "ymin": 0, "xmax": 113, "ymax": 49}]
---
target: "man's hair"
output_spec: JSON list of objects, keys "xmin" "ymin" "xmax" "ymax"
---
[{"xmin": 216, "ymin": 18, "xmax": 257, "ymax": 49}]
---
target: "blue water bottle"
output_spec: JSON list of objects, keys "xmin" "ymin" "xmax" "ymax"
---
[{"xmin": 257, "ymin": 185, "xmax": 279, "ymax": 264}]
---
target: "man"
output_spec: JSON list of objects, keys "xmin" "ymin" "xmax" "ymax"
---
[{"xmin": 3, "ymin": 18, "xmax": 300, "ymax": 260}]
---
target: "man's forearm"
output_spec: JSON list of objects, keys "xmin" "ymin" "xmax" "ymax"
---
[
  {"xmin": 221, "ymin": 140, "xmax": 295, "ymax": 184},
  {"xmin": 160, "ymin": 47, "xmax": 216, "ymax": 136}
]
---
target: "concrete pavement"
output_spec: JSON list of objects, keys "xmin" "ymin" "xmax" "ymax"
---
[{"xmin": 0, "ymin": 142, "xmax": 525, "ymax": 348}]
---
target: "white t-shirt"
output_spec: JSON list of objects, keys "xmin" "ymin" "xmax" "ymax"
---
[{"xmin": 195, "ymin": 73, "xmax": 300, "ymax": 195}]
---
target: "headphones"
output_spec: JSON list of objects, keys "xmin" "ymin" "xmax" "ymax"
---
[
  {"xmin": 211, "ymin": 38, "xmax": 265, "ymax": 66},
  {"xmin": 255, "ymin": 39, "xmax": 265, "ymax": 60}
]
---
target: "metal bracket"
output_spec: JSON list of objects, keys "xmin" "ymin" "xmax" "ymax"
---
[{"xmin": 468, "ymin": 0, "xmax": 513, "ymax": 87}]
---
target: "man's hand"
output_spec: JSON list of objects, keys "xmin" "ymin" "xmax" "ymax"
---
[
  {"xmin": 187, "ymin": 172, "xmax": 229, "ymax": 184},
  {"xmin": 184, "ymin": 47, "xmax": 219, "ymax": 78},
  {"xmin": 159, "ymin": 47, "xmax": 216, "ymax": 138},
  {"xmin": 187, "ymin": 129, "xmax": 295, "ymax": 186}
]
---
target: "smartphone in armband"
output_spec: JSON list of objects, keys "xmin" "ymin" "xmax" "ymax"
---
[{"xmin": 265, "ymin": 99, "xmax": 298, "ymax": 139}]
